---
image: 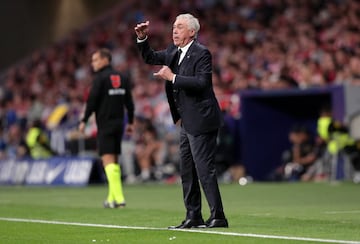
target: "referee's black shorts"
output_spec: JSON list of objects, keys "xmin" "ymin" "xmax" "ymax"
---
[{"xmin": 97, "ymin": 131, "xmax": 123, "ymax": 156}]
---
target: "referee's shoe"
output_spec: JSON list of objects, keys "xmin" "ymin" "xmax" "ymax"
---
[{"xmin": 103, "ymin": 201, "xmax": 126, "ymax": 209}]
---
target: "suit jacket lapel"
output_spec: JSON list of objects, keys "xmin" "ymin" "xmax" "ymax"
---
[
  {"xmin": 178, "ymin": 41, "xmax": 196, "ymax": 72},
  {"xmin": 169, "ymin": 48, "xmax": 178, "ymax": 68}
]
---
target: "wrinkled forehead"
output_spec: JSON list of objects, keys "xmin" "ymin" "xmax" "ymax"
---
[
  {"xmin": 173, "ymin": 17, "xmax": 188, "ymax": 28},
  {"xmin": 92, "ymin": 52, "xmax": 101, "ymax": 60}
]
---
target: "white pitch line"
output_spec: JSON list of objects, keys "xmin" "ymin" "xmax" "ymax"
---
[
  {"xmin": 0, "ymin": 217, "xmax": 164, "ymax": 231},
  {"xmin": 0, "ymin": 217, "xmax": 359, "ymax": 244},
  {"xmin": 174, "ymin": 229, "xmax": 360, "ymax": 244}
]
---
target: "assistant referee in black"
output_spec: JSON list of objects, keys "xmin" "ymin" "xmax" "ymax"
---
[{"xmin": 79, "ymin": 48, "xmax": 134, "ymax": 208}]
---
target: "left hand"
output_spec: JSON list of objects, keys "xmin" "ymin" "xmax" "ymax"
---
[
  {"xmin": 78, "ymin": 121, "xmax": 86, "ymax": 133},
  {"xmin": 153, "ymin": 66, "xmax": 174, "ymax": 81}
]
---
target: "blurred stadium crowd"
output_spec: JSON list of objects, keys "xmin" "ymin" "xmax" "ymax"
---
[{"xmin": 0, "ymin": 0, "xmax": 360, "ymax": 183}]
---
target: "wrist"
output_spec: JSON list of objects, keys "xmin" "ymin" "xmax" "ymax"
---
[{"xmin": 137, "ymin": 36, "xmax": 148, "ymax": 42}]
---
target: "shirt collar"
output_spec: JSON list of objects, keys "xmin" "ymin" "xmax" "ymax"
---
[{"xmin": 178, "ymin": 40, "xmax": 194, "ymax": 54}]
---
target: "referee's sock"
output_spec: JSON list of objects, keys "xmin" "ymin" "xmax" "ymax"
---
[
  {"xmin": 105, "ymin": 164, "xmax": 115, "ymax": 203},
  {"xmin": 105, "ymin": 163, "xmax": 125, "ymax": 204}
]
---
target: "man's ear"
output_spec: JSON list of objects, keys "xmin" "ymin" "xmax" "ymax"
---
[{"xmin": 190, "ymin": 29, "xmax": 196, "ymax": 39}]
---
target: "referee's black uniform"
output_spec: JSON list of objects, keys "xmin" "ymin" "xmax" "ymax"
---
[{"xmin": 82, "ymin": 65, "xmax": 134, "ymax": 155}]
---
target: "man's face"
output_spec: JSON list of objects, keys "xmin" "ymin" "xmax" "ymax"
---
[
  {"xmin": 172, "ymin": 18, "xmax": 195, "ymax": 48},
  {"xmin": 91, "ymin": 52, "xmax": 108, "ymax": 72}
]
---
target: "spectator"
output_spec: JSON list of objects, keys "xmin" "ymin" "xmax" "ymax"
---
[
  {"xmin": 134, "ymin": 117, "xmax": 165, "ymax": 182},
  {"xmin": 25, "ymin": 120, "xmax": 56, "ymax": 159},
  {"xmin": 0, "ymin": 123, "xmax": 6, "ymax": 160},
  {"xmin": 3, "ymin": 124, "xmax": 29, "ymax": 159},
  {"xmin": 281, "ymin": 125, "xmax": 320, "ymax": 181}
]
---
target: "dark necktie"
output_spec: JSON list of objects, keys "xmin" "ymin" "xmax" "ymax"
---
[
  {"xmin": 173, "ymin": 49, "xmax": 182, "ymax": 74},
  {"xmin": 177, "ymin": 49, "xmax": 182, "ymax": 65}
]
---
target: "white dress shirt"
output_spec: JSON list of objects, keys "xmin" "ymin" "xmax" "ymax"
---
[
  {"xmin": 173, "ymin": 40, "xmax": 193, "ymax": 83},
  {"xmin": 177, "ymin": 40, "xmax": 193, "ymax": 64}
]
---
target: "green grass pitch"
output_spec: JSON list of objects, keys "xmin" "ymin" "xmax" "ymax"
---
[{"xmin": 0, "ymin": 182, "xmax": 359, "ymax": 243}]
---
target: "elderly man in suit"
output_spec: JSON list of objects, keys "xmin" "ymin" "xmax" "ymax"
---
[{"xmin": 135, "ymin": 13, "xmax": 228, "ymax": 229}]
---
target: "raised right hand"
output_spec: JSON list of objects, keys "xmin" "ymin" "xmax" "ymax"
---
[{"xmin": 134, "ymin": 21, "xmax": 150, "ymax": 40}]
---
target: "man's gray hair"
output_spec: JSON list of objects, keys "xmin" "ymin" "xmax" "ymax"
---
[{"xmin": 176, "ymin": 13, "xmax": 200, "ymax": 37}]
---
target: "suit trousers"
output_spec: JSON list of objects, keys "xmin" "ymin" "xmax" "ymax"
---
[{"xmin": 179, "ymin": 125, "xmax": 225, "ymax": 220}]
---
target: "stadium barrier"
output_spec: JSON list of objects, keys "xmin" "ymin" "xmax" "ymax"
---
[{"xmin": 0, "ymin": 156, "xmax": 104, "ymax": 186}]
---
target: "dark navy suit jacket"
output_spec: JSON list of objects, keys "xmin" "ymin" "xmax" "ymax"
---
[{"xmin": 137, "ymin": 39, "xmax": 223, "ymax": 136}]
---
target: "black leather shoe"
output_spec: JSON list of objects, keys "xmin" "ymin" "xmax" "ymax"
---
[
  {"xmin": 205, "ymin": 218, "xmax": 229, "ymax": 228},
  {"xmin": 168, "ymin": 219, "xmax": 206, "ymax": 229}
]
